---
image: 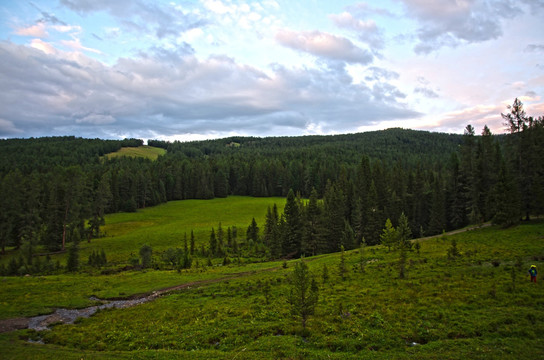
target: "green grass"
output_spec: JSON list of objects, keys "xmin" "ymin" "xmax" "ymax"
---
[
  {"xmin": 2, "ymin": 220, "xmax": 544, "ymax": 358},
  {"xmin": 0, "ymin": 196, "xmax": 286, "ymax": 269},
  {"xmin": 103, "ymin": 146, "xmax": 166, "ymax": 160},
  {"xmin": 96, "ymin": 196, "xmax": 285, "ymax": 263}
]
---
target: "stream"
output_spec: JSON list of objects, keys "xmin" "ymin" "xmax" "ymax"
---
[
  {"xmin": 0, "ymin": 292, "xmax": 162, "ymax": 334},
  {"xmin": 27, "ymin": 295, "xmax": 157, "ymax": 331}
]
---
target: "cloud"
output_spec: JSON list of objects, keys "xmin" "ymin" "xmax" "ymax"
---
[
  {"xmin": 432, "ymin": 103, "xmax": 506, "ymax": 134},
  {"xmin": 400, "ymin": 0, "xmax": 523, "ymax": 54},
  {"xmin": 345, "ymin": 2, "xmax": 395, "ymax": 17},
  {"xmin": 60, "ymin": 0, "xmax": 207, "ymax": 39},
  {"xmin": 275, "ymin": 29, "xmax": 373, "ymax": 64},
  {"xmin": 329, "ymin": 11, "xmax": 384, "ymax": 50},
  {"xmin": 15, "ymin": 23, "xmax": 48, "ymax": 37},
  {"xmin": 0, "ymin": 118, "xmax": 21, "ymax": 135},
  {"xmin": 61, "ymin": 38, "xmax": 102, "ymax": 54},
  {"xmin": 414, "ymin": 86, "xmax": 439, "ymax": 98},
  {"xmin": 525, "ymin": 44, "xmax": 544, "ymax": 52},
  {"xmin": 76, "ymin": 114, "xmax": 116, "ymax": 124},
  {"xmin": 364, "ymin": 67, "xmax": 399, "ymax": 82},
  {"xmin": 30, "ymin": 39, "xmax": 56, "ymax": 54},
  {"xmin": 0, "ymin": 41, "xmax": 417, "ymax": 139}
]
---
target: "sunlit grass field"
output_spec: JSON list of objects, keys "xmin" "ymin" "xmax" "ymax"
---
[
  {"xmin": 95, "ymin": 196, "xmax": 285, "ymax": 263},
  {"xmin": 1, "ymin": 198, "xmax": 543, "ymax": 359},
  {"xmin": 103, "ymin": 146, "xmax": 166, "ymax": 160}
]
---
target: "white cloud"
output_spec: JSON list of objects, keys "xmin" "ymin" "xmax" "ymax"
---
[
  {"xmin": 51, "ymin": 24, "xmax": 82, "ymax": 34},
  {"xmin": 61, "ymin": 38, "xmax": 102, "ymax": 54},
  {"xmin": 15, "ymin": 23, "xmax": 48, "ymax": 37},
  {"xmin": 275, "ymin": 29, "xmax": 373, "ymax": 65},
  {"xmin": 30, "ymin": 39, "xmax": 56, "ymax": 54},
  {"xmin": 202, "ymin": 0, "xmax": 233, "ymax": 15}
]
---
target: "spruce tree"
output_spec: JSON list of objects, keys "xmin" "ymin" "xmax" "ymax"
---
[
  {"xmin": 217, "ymin": 222, "xmax": 224, "ymax": 249},
  {"xmin": 341, "ymin": 220, "xmax": 355, "ymax": 250},
  {"xmin": 493, "ymin": 159, "xmax": 520, "ymax": 227},
  {"xmin": 282, "ymin": 189, "xmax": 303, "ymax": 257},
  {"xmin": 288, "ymin": 259, "xmax": 319, "ymax": 330},
  {"xmin": 380, "ymin": 218, "xmax": 397, "ymax": 252},
  {"xmin": 396, "ymin": 212, "xmax": 412, "ymax": 250},
  {"xmin": 66, "ymin": 240, "xmax": 79, "ymax": 272},
  {"xmin": 246, "ymin": 218, "xmax": 259, "ymax": 244},
  {"xmin": 209, "ymin": 227, "xmax": 217, "ymax": 256},
  {"xmin": 322, "ymin": 181, "xmax": 346, "ymax": 253},
  {"xmin": 428, "ymin": 174, "xmax": 447, "ymax": 235}
]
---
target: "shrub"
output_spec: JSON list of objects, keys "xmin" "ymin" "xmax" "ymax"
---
[{"xmin": 139, "ymin": 244, "xmax": 153, "ymax": 269}]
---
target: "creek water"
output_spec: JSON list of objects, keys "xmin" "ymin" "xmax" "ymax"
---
[{"xmin": 27, "ymin": 294, "xmax": 157, "ymax": 331}]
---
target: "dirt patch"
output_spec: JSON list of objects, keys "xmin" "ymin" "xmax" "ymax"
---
[{"xmin": 0, "ymin": 317, "xmax": 30, "ymax": 333}]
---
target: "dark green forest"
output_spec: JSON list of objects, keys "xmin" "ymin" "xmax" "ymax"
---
[{"xmin": 1, "ymin": 99, "xmax": 543, "ymax": 265}]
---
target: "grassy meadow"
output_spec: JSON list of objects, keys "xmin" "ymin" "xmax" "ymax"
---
[
  {"xmin": 103, "ymin": 146, "xmax": 166, "ymax": 160},
  {"xmin": 1, "ymin": 197, "xmax": 543, "ymax": 359}
]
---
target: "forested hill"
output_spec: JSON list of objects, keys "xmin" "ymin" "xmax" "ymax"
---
[
  {"xmin": 0, "ymin": 137, "xmax": 143, "ymax": 173},
  {"xmin": 1, "ymin": 108, "xmax": 543, "ymax": 255},
  {"xmin": 149, "ymin": 128, "xmax": 463, "ymax": 167}
]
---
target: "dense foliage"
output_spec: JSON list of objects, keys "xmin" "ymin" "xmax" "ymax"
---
[{"xmin": 1, "ymin": 99, "xmax": 543, "ymax": 266}]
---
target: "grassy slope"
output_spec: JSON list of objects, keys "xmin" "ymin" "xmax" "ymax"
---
[
  {"xmin": 0, "ymin": 197, "xmax": 285, "ymax": 317},
  {"xmin": 103, "ymin": 146, "xmax": 166, "ymax": 160},
  {"xmin": 1, "ymin": 217, "xmax": 543, "ymax": 359},
  {"xmin": 0, "ymin": 196, "xmax": 286, "ymax": 269},
  {"xmin": 97, "ymin": 196, "xmax": 285, "ymax": 263}
]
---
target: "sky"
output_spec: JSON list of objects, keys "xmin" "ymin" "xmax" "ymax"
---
[{"xmin": 0, "ymin": 0, "xmax": 543, "ymax": 141}]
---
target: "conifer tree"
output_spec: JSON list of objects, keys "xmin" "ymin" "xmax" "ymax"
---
[
  {"xmin": 282, "ymin": 189, "xmax": 303, "ymax": 257},
  {"xmin": 209, "ymin": 227, "xmax": 217, "ymax": 256},
  {"xmin": 246, "ymin": 218, "xmax": 259, "ymax": 243},
  {"xmin": 380, "ymin": 218, "xmax": 397, "ymax": 252},
  {"xmin": 428, "ymin": 175, "xmax": 447, "ymax": 235},
  {"xmin": 364, "ymin": 181, "xmax": 382, "ymax": 245},
  {"xmin": 322, "ymin": 181, "xmax": 346, "ymax": 253},
  {"xmin": 302, "ymin": 188, "xmax": 322, "ymax": 256},
  {"xmin": 341, "ymin": 220, "xmax": 355, "ymax": 250},
  {"xmin": 190, "ymin": 230, "xmax": 195, "ymax": 255},
  {"xmin": 396, "ymin": 212, "xmax": 412, "ymax": 250},
  {"xmin": 66, "ymin": 240, "xmax": 79, "ymax": 272},
  {"xmin": 227, "ymin": 226, "xmax": 232, "ymax": 249},
  {"xmin": 217, "ymin": 222, "xmax": 224, "ymax": 249},
  {"xmin": 493, "ymin": 158, "xmax": 520, "ymax": 227},
  {"xmin": 322, "ymin": 264, "xmax": 329, "ymax": 284},
  {"xmin": 264, "ymin": 204, "xmax": 282, "ymax": 259},
  {"xmin": 288, "ymin": 259, "xmax": 319, "ymax": 330}
]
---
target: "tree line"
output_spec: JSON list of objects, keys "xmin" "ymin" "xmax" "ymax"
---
[{"xmin": 0, "ymin": 99, "xmax": 542, "ymax": 261}]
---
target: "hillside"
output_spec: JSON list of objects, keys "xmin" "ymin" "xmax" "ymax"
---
[
  {"xmin": 103, "ymin": 145, "xmax": 166, "ymax": 161},
  {"xmin": 2, "ymin": 124, "xmax": 543, "ymax": 264},
  {"xmin": 1, "ymin": 218, "xmax": 543, "ymax": 359}
]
